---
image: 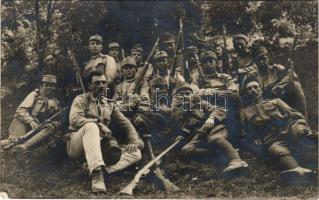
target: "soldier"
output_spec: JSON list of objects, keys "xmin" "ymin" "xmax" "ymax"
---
[
  {"xmin": 240, "ymin": 77, "xmax": 317, "ymax": 184},
  {"xmin": 83, "ymin": 35, "xmax": 117, "ymax": 85},
  {"xmin": 67, "ymin": 71, "xmax": 144, "ymax": 193},
  {"xmin": 170, "ymin": 83, "xmax": 248, "ymax": 176},
  {"xmin": 130, "ymin": 43, "xmax": 153, "ymax": 81},
  {"xmin": 108, "ymin": 42, "xmax": 122, "ymax": 63},
  {"xmin": 185, "ymin": 46, "xmax": 200, "ymax": 83},
  {"xmin": 150, "ymin": 51, "xmax": 185, "ymax": 95},
  {"xmin": 239, "ymin": 46, "xmax": 307, "ymax": 118},
  {"xmin": 0, "ymin": 75, "xmax": 61, "ymax": 152},
  {"xmin": 214, "ymin": 42, "xmax": 229, "ymax": 74}
]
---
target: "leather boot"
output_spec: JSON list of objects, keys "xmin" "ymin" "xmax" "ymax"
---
[
  {"xmin": 280, "ymin": 166, "xmax": 314, "ymax": 185},
  {"xmin": 92, "ymin": 166, "xmax": 106, "ymax": 193},
  {"xmin": 15, "ymin": 129, "xmax": 52, "ymax": 153},
  {"xmin": 222, "ymin": 159, "xmax": 249, "ymax": 177}
]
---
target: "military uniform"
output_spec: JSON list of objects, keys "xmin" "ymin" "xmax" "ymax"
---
[
  {"xmin": 171, "ymin": 84, "xmax": 248, "ymax": 175},
  {"xmin": 68, "ymin": 92, "xmax": 144, "ymax": 174},
  {"xmin": 239, "ymin": 46, "xmax": 307, "ymax": 118},
  {"xmin": 84, "ymin": 35, "xmax": 117, "ymax": 85},
  {"xmin": 1, "ymin": 75, "xmax": 61, "ymax": 151}
]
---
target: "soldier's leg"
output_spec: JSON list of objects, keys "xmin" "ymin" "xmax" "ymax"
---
[
  {"xmin": 267, "ymin": 141, "xmax": 299, "ymax": 170},
  {"xmin": 105, "ymin": 148, "xmax": 142, "ymax": 174},
  {"xmin": 181, "ymin": 134, "xmax": 209, "ymax": 156},
  {"xmin": 67, "ymin": 122, "xmax": 105, "ymax": 173},
  {"xmin": 1, "ymin": 117, "xmax": 30, "ymax": 148},
  {"xmin": 207, "ymin": 127, "xmax": 248, "ymax": 174},
  {"xmin": 67, "ymin": 122, "xmax": 106, "ymax": 192},
  {"xmin": 15, "ymin": 126, "xmax": 55, "ymax": 152}
]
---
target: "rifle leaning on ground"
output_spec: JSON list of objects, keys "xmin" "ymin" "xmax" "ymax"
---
[
  {"xmin": 3, "ymin": 107, "xmax": 68, "ymax": 151},
  {"xmin": 119, "ymin": 137, "xmax": 183, "ymax": 195},
  {"xmin": 132, "ymin": 37, "xmax": 159, "ymax": 94}
]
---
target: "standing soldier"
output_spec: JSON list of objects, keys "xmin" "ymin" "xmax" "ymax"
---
[
  {"xmin": 108, "ymin": 42, "xmax": 123, "ymax": 81},
  {"xmin": 240, "ymin": 77, "xmax": 317, "ymax": 184},
  {"xmin": 239, "ymin": 46, "xmax": 307, "ymax": 118},
  {"xmin": 67, "ymin": 71, "xmax": 144, "ymax": 193},
  {"xmin": 83, "ymin": 35, "xmax": 117, "ymax": 85},
  {"xmin": 130, "ymin": 43, "xmax": 153, "ymax": 81},
  {"xmin": 1, "ymin": 75, "xmax": 61, "ymax": 152},
  {"xmin": 171, "ymin": 83, "xmax": 248, "ymax": 177}
]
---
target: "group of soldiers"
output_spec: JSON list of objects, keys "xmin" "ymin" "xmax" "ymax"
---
[{"xmin": 1, "ymin": 31, "xmax": 317, "ymax": 194}]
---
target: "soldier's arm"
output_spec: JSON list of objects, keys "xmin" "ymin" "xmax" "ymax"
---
[
  {"xmin": 69, "ymin": 96, "xmax": 97, "ymax": 130},
  {"xmin": 105, "ymin": 56, "xmax": 117, "ymax": 84},
  {"xmin": 111, "ymin": 109, "xmax": 144, "ymax": 149},
  {"xmin": 275, "ymin": 98, "xmax": 305, "ymax": 119},
  {"xmin": 202, "ymin": 101, "xmax": 226, "ymax": 123},
  {"xmin": 16, "ymin": 91, "xmax": 38, "ymax": 125}
]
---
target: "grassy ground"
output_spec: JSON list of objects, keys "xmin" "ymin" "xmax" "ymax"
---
[{"xmin": 0, "ymin": 46, "xmax": 318, "ymax": 199}]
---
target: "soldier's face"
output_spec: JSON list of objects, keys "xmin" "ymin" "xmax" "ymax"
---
[
  {"xmin": 245, "ymin": 81, "xmax": 261, "ymax": 99},
  {"xmin": 202, "ymin": 57, "xmax": 217, "ymax": 74},
  {"xmin": 42, "ymin": 82, "xmax": 56, "ymax": 96},
  {"xmin": 122, "ymin": 65, "xmax": 137, "ymax": 79},
  {"xmin": 109, "ymin": 47, "xmax": 120, "ymax": 58},
  {"xmin": 45, "ymin": 55, "xmax": 56, "ymax": 66},
  {"xmin": 163, "ymin": 42, "xmax": 175, "ymax": 55},
  {"xmin": 215, "ymin": 46, "xmax": 223, "ymax": 56},
  {"xmin": 234, "ymin": 39, "xmax": 247, "ymax": 53},
  {"xmin": 90, "ymin": 75, "xmax": 108, "ymax": 96},
  {"xmin": 153, "ymin": 85, "xmax": 168, "ymax": 96},
  {"xmin": 255, "ymin": 54, "xmax": 269, "ymax": 70},
  {"xmin": 176, "ymin": 89, "xmax": 193, "ymax": 106},
  {"xmin": 88, "ymin": 40, "xmax": 103, "ymax": 54},
  {"xmin": 131, "ymin": 51, "xmax": 143, "ymax": 63},
  {"xmin": 155, "ymin": 57, "xmax": 169, "ymax": 71}
]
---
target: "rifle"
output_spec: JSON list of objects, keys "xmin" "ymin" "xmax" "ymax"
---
[
  {"xmin": 119, "ymin": 137, "xmax": 183, "ymax": 195},
  {"xmin": 194, "ymin": 53, "xmax": 205, "ymax": 87},
  {"xmin": 3, "ymin": 107, "xmax": 68, "ymax": 151},
  {"xmin": 287, "ymin": 34, "xmax": 298, "ymax": 94},
  {"xmin": 132, "ymin": 38, "xmax": 159, "ymax": 95},
  {"xmin": 222, "ymin": 25, "xmax": 231, "ymax": 75},
  {"xmin": 142, "ymin": 134, "xmax": 180, "ymax": 192},
  {"xmin": 67, "ymin": 48, "xmax": 86, "ymax": 93},
  {"xmin": 179, "ymin": 18, "xmax": 191, "ymax": 83},
  {"xmin": 169, "ymin": 19, "xmax": 183, "ymax": 81}
]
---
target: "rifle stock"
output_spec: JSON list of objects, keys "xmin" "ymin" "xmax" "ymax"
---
[{"xmin": 119, "ymin": 138, "xmax": 182, "ymax": 195}]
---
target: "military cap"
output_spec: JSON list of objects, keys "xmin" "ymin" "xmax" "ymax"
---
[
  {"xmin": 121, "ymin": 56, "xmax": 137, "ymax": 68},
  {"xmin": 173, "ymin": 83, "xmax": 193, "ymax": 96},
  {"xmin": 89, "ymin": 35, "xmax": 103, "ymax": 43},
  {"xmin": 252, "ymin": 46, "xmax": 268, "ymax": 60},
  {"xmin": 200, "ymin": 51, "xmax": 217, "ymax": 62},
  {"xmin": 131, "ymin": 43, "xmax": 143, "ymax": 54},
  {"xmin": 42, "ymin": 74, "xmax": 57, "ymax": 84},
  {"xmin": 242, "ymin": 75, "xmax": 260, "ymax": 91},
  {"xmin": 109, "ymin": 42, "xmax": 120, "ymax": 49},
  {"xmin": 162, "ymin": 32, "xmax": 175, "ymax": 44},
  {"xmin": 151, "ymin": 77, "xmax": 168, "ymax": 87},
  {"xmin": 233, "ymin": 34, "xmax": 248, "ymax": 43},
  {"xmin": 186, "ymin": 46, "xmax": 199, "ymax": 55},
  {"xmin": 153, "ymin": 51, "xmax": 168, "ymax": 60}
]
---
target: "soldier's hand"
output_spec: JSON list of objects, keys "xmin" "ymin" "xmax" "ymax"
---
[
  {"xmin": 125, "ymin": 143, "xmax": 138, "ymax": 153},
  {"xmin": 204, "ymin": 117, "xmax": 215, "ymax": 129},
  {"xmin": 30, "ymin": 121, "xmax": 40, "ymax": 130}
]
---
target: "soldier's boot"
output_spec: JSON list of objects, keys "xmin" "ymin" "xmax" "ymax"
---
[
  {"xmin": 222, "ymin": 159, "xmax": 249, "ymax": 177},
  {"xmin": 15, "ymin": 129, "xmax": 52, "ymax": 153},
  {"xmin": 91, "ymin": 166, "xmax": 107, "ymax": 193},
  {"xmin": 279, "ymin": 167, "xmax": 314, "ymax": 186}
]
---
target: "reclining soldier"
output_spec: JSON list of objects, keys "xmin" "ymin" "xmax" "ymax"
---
[
  {"xmin": 0, "ymin": 75, "xmax": 61, "ymax": 152},
  {"xmin": 240, "ymin": 76, "xmax": 317, "ymax": 184},
  {"xmin": 171, "ymin": 83, "xmax": 248, "ymax": 177},
  {"xmin": 67, "ymin": 71, "xmax": 144, "ymax": 193},
  {"xmin": 239, "ymin": 46, "xmax": 307, "ymax": 118}
]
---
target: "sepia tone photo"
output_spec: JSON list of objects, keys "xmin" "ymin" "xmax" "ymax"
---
[{"xmin": 0, "ymin": 1, "xmax": 318, "ymax": 199}]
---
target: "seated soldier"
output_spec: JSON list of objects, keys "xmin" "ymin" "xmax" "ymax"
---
[
  {"xmin": 240, "ymin": 76, "xmax": 317, "ymax": 184},
  {"xmin": 0, "ymin": 75, "xmax": 61, "ymax": 152},
  {"xmin": 170, "ymin": 83, "xmax": 248, "ymax": 177},
  {"xmin": 238, "ymin": 46, "xmax": 307, "ymax": 119},
  {"xmin": 67, "ymin": 71, "xmax": 144, "ymax": 193}
]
